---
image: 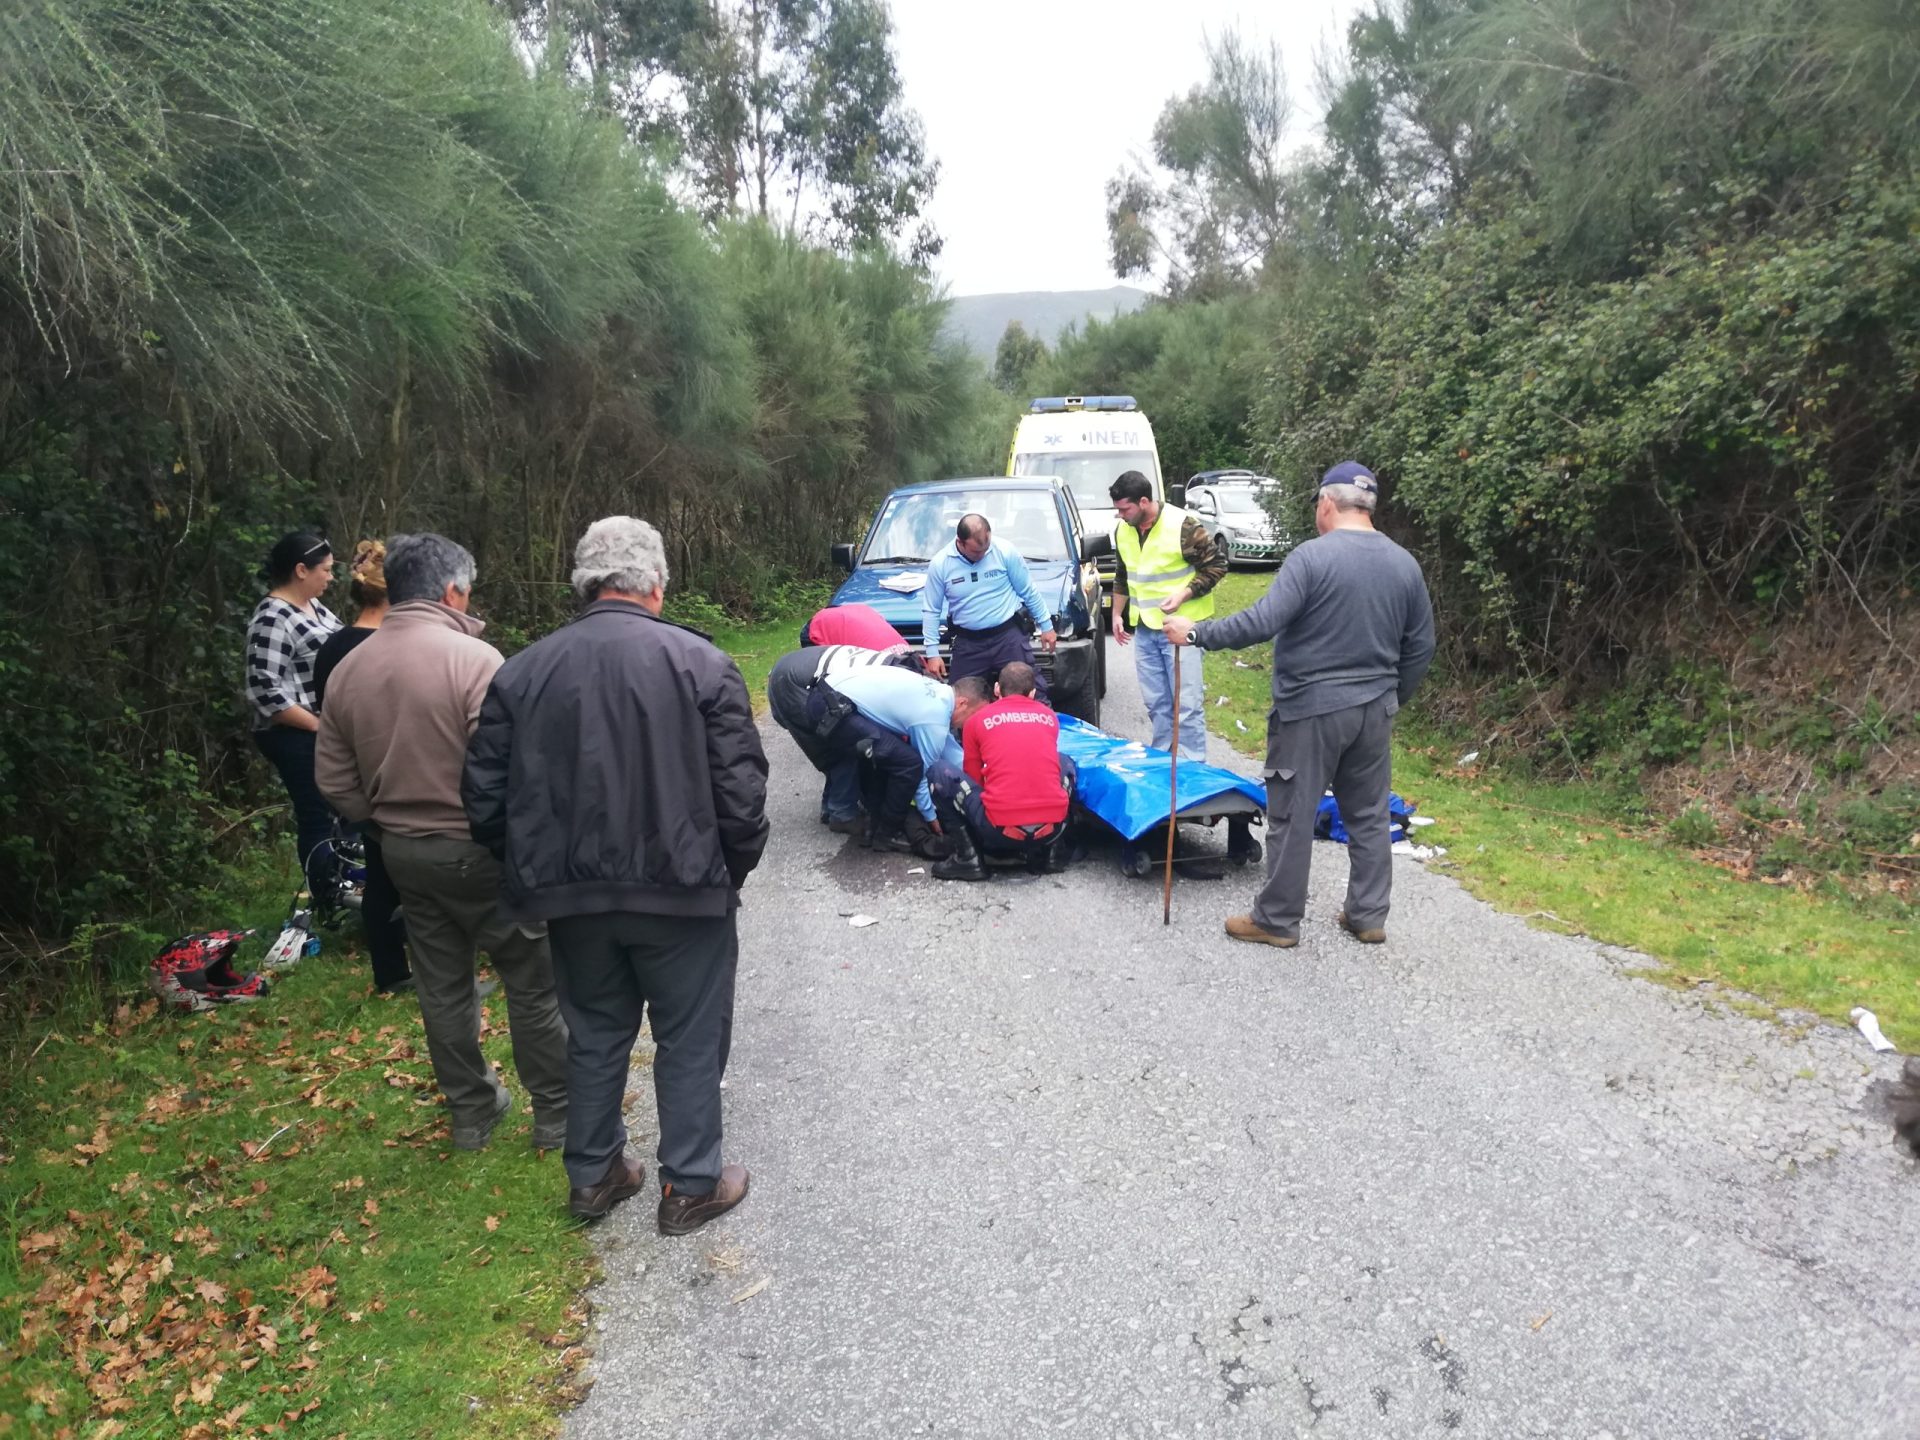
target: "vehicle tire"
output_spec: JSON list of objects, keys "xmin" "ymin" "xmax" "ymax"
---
[
  {"xmin": 1214, "ymin": 532, "xmax": 1233, "ymax": 569},
  {"xmin": 1058, "ymin": 669, "xmax": 1100, "ymax": 728},
  {"xmin": 1095, "ymin": 621, "xmax": 1108, "ymax": 698}
]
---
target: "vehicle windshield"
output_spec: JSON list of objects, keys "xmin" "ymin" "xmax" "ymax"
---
[
  {"xmin": 861, "ymin": 489, "xmax": 1069, "ymax": 564},
  {"xmin": 1012, "ymin": 450, "xmax": 1158, "ymax": 513},
  {"xmin": 1216, "ymin": 489, "xmax": 1273, "ymax": 516}
]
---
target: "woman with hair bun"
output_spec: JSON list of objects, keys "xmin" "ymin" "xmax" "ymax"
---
[
  {"xmin": 245, "ymin": 531, "xmax": 343, "ymax": 899},
  {"xmin": 312, "ymin": 541, "xmax": 413, "ymax": 993}
]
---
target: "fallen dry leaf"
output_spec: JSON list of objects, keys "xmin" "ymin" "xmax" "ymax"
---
[{"xmin": 730, "ymin": 1277, "xmax": 771, "ymax": 1304}]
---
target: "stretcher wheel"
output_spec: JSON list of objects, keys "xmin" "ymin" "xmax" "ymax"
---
[
  {"xmin": 1120, "ymin": 844, "xmax": 1154, "ymax": 879},
  {"xmin": 1228, "ymin": 837, "xmax": 1262, "ymax": 866}
]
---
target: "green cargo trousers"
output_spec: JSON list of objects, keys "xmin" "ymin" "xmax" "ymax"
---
[{"xmin": 378, "ymin": 831, "xmax": 569, "ymax": 1141}]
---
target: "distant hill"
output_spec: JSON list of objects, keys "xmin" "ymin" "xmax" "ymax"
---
[{"xmin": 943, "ymin": 285, "xmax": 1151, "ymax": 359}]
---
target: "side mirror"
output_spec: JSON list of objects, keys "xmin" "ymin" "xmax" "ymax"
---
[
  {"xmin": 831, "ymin": 542, "xmax": 856, "ymax": 573},
  {"xmin": 1166, "ymin": 481, "xmax": 1186, "ymax": 507},
  {"xmin": 1081, "ymin": 531, "xmax": 1113, "ymax": 561}
]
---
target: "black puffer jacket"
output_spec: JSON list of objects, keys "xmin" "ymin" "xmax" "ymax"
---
[{"xmin": 463, "ymin": 600, "xmax": 770, "ymax": 921}]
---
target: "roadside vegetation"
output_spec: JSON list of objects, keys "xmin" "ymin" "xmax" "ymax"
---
[
  {"xmin": 0, "ymin": 869, "xmax": 599, "ymax": 1440},
  {"xmin": 1205, "ymin": 573, "xmax": 1916, "ymax": 1050},
  {"xmin": 995, "ymin": 0, "xmax": 1919, "ymax": 900}
]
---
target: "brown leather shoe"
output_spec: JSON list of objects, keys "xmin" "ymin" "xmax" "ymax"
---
[
  {"xmin": 569, "ymin": 1154, "xmax": 647, "ymax": 1220},
  {"xmin": 657, "ymin": 1163, "xmax": 750, "ymax": 1236},
  {"xmin": 1224, "ymin": 915, "xmax": 1298, "ymax": 948},
  {"xmin": 1336, "ymin": 910, "xmax": 1387, "ymax": 944}
]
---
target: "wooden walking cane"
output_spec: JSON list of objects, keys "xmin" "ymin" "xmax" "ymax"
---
[{"xmin": 1164, "ymin": 640, "xmax": 1180, "ymax": 925}]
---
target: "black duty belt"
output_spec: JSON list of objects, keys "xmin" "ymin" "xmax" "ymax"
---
[{"xmin": 953, "ymin": 612, "xmax": 1027, "ymax": 640}]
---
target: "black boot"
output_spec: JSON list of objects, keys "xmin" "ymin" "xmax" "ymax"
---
[
  {"xmin": 1026, "ymin": 825, "xmax": 1071, "ymax": 875},
  {"xmin": 932, "ymin": 822, "xmax": 988, "ymax": 881}
]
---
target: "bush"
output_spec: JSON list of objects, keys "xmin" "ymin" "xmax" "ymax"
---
[{"xmin": 1666, "ymin": 804, "xmax": 1720, "ymax": 850}]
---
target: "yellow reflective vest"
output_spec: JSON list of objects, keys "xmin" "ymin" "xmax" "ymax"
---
[{"xmin": 1113, "ymin": 505, "xmax": 1214, "ymax": 630}]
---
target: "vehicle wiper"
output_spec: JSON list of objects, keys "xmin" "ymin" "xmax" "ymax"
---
[{"xmin": 861, "ymin": 555, "xmax": 927, "ymax": 565}]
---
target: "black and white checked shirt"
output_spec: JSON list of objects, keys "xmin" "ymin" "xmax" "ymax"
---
[{"xmin": 245, "ymin": 596, "xmax": 342, "ymax": 729}]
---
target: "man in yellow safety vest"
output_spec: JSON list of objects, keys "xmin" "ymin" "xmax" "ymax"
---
[{"xmin": 1108, "ymin": 470, "xmax": 1227, "ymax": 761}]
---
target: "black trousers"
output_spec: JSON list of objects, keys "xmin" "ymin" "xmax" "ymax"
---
[
  {"xmin": 951, "ymin": 617, "xmax": 1049, "ymax": 704},
  {"xmin": 548, "ymin": 910, "xmax": 739, "ymax": 1194},
  {"xmin": 254, "ymin": 726, "xmax": 338, "ymax": 896},
  {"xmin": 358, "ymin": 833, "xmax": 411, "ymax": 991}
]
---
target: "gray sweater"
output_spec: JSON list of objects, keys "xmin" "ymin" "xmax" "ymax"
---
[{"xmin": 1192, "ymin": 528, "xmax": 1435, "ymax": 721}]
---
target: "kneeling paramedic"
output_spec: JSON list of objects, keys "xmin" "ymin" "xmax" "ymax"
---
[
  {"xmin": 814, "ymin": 661, "xmax": 960, "ymax": 857},
  {"xmin": 928, "ymin": 663, "xmax": 1076, "ymax": 882}
]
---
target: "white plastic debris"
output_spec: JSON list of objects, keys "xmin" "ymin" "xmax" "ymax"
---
[
  {"xmin": 1232, "ymin": 659, "xmax": 1256, "ymax": 669},
  {"xmin": 907, "ymin": 867, "xmax": 924, "ymax": 875},
  {"xmin": 848, "ymin": 914, "xmax": 880, "ymax": 929},
  {"xmin": 1410, "ymin": 815, "xmax": 1437, "ymax": 827},
  {"xmin": 1214, "ymin": 695, "xmax": 1229, "ymax": 707},
  {"xmin": 1392, "ymin": 841, "xmax": 1449, "ymax": 862},
  {"xmin": 1456, "ymin": 750, "xmax": 1480, "ymax": 767},
  {"xmin": 1851, "ymin": 1007, "xmax": 1896, "ymax": 1053},
  {"xmin": 1234, "ymin": 719, "xmax": 1247, "ymax": 731},
  {"xmin": 876, "ymin": 571, "xmax": 926, "ymax": 592}
]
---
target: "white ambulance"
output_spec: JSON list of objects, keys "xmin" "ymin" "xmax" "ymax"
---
[{"xmin": 1006, "ymin": 395, "xmax": 1164, "ymax": 606}]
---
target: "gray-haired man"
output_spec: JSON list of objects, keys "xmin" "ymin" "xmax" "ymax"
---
[
  {"xmin": 1164, "ymin": 462, "xmax": 1435, "ymax": 948},
  {"xmin": 464, "ymin": 517, "xmax": 769, "ymax": 1232},
  {"xmin": 317, "ymin": 533, "xmax": 570, "ymax": 1150}
]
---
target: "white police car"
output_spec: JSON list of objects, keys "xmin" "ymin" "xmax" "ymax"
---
[{"xmin": 1186, "ymin": 471, "xmax": 1291, "ymax": 567}]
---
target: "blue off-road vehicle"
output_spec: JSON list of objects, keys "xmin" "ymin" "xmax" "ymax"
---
[{"xmin": 829, "ymin": 476, "xmax": 1111, "ymax": 726}]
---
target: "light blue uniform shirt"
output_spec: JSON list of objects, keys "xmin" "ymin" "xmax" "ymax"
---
[
  {"xmin": 920, "ymin": 539, "xmax": 1052, "ymax": 655},
  {"xmin": 823, "ymin": 665, "xmax": 963, "ymax": 820}
]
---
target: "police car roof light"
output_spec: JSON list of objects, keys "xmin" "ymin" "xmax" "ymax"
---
[{"xmin": 1028, "ymin": 395, "xmax": 1138, "ymax": 414}]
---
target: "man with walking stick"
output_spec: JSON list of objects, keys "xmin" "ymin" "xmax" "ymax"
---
[{"xmin": 1163, "ymin": 463, "xmax": 1434, "ymax": 949}]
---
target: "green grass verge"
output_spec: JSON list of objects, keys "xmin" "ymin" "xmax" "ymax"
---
[
  {"xmin": 0, "ymin": 897, "xmax": 597, "ymax": 1439},
  {"xmin": 1202, "ymin": 571, "xmax": 1917, "ymax": 1050},
  {"xmin": 0, "ymin": 594, "xmax": 832, "ymax": 1439}
]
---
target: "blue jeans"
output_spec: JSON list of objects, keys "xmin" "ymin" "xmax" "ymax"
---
[{"xmin": 1132, "ymin": 624, "xmax": 1206, "ymax": 761}]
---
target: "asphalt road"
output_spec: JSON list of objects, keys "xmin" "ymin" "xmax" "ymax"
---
[{"xmin": 564, "ymin": 647, "xmax": 1920, "ymax": 1440}]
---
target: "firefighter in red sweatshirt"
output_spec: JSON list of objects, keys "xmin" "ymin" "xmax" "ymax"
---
[{"xmin": 927, "ymin": 662, "xmax": 1077, "ymax": 881}]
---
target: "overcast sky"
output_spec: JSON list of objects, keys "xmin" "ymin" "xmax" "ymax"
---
[{"xmin": 889, "ymin": 0, "xmax": 1369, "ymax": 298}]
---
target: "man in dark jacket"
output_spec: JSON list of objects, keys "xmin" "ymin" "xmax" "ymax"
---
[{"xmin": 463, "ymin": 516, "xmax": 769, "ymax": 1233}]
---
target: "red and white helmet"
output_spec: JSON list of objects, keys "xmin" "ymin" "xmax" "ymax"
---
[{"xmin": 149, "ymin": 930, "xmax": 271, "ymax": 1013}]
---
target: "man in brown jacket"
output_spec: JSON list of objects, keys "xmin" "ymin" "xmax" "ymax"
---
[{"xmin": 317, "ymin": 532, "xmax": 568, "ymax": 1151}]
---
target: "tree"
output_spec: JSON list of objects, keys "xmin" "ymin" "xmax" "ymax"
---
[
  {"xmin": 990, "ymin": 321, "xmax": 1048, "ymax": 393},
  {"xmin": 501, "ymin": 0, "xmax": 939, "ymax": 259},
  {"xmin": 1105, "ymin": 30, "xmax": 1294, "ymax": 295}
]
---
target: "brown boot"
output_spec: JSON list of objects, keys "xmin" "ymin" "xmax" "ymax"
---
[
  {"xmin": 1224, "ymin": 915, "xmax": 1298, "ymax": 948},
  {"xmin": 657, "ymin": 1163, "xmax": 751, "ymax": 1236},
  {"xmin": 569, "ymin": 1153, "xmax": 647, "ymax": 1220},
  {"xmin": 1336, "ymin": 910, "xmax": 1387, "ymax": 944}
]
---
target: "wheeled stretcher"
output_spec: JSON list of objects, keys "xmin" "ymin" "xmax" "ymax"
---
[{"xmin": 1055, "ymin": 716, "xmax": 1267, "ymax": 877}]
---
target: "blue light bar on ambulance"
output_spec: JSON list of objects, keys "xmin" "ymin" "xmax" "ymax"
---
[{"xmin": 1027, "ymin": 395, "xmax": 1138, "ymax": 413}]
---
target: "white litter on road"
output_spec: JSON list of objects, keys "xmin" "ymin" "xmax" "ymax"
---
[
  {"xmin": 848, "ymin": 914, "xmax": 880, "ymax": 928},
  {"xmin": 1851, "ymin": 1007, "xmax": 1896, "ymax": 1053}
]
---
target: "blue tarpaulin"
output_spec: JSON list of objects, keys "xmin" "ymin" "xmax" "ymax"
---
[{"xmin": 1056, "ymin": 715, "xmax": 1268, "ymax": 841}]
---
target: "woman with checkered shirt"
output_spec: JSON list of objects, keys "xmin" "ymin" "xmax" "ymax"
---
[{"xmin": 246, "ymin": 532, "xmax": 344, "ymax": 897}]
